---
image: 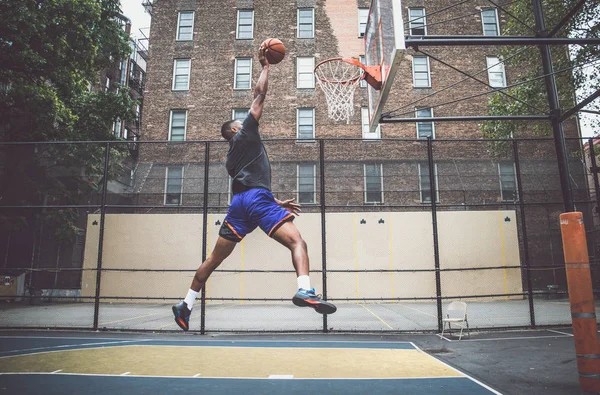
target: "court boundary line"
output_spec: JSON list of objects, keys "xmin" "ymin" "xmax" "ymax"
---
[
  {"xmin": 0, "ymin": 340, "xmax": 152, "ymax": 359},
  {"xmin": 435, "ymin": 329, "xmax": 574, "ymax": 342},
  {"xmin": 0, "ymin": 372, "xmax": 481, "ymax": 380},
  {"xmin": 411, "ymin": 342, "xmax": 503, "ymax": 395}
]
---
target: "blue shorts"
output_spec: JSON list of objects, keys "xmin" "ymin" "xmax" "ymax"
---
[{"xmin": 219, "ymin": 188, "xmax": 294, "ymax": 242}]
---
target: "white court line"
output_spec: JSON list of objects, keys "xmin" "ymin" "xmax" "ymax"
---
[
  {"xmin": 0, "ymin": 372, "xmax": 472, "ymax": 380},
  {"xmin": 411, "ymin": 342, "xmax": 503, "ymax": 395},
  {"xmin": 193, "ymin": 373, "xmax": 201, "ymax": 378},
  {"xmin": 50, "ymin": 370, "xmax": 62, "ymax": 374},
  {"xmin": 120, "ymin": 372, "xmax": 130, "ymax": 376},
  {"xmin": 453, "ymin": 334, "xmax": 571, "ymax": 343},
  {"xmin": 434, "ymin": 334, "xmax": 453, "ymax": 342},
  {"xmin": 547, "ymin": 329, "xmax": 574, "ymax": 337},
  {"xmin": 0, "ymin": 340, "xmax": 151, "ymax": 359},
  {"xmin": 268, "ymin": 375, "xmax": 294, "ymax": 379}
]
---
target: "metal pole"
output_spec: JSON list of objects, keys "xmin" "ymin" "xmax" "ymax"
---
[
  {"xmin": 513, "ymin": 140, "xmax": 536, "ymax": 328},
  {"xmin": 200, "ymin": 142, "xmax": 210, "ymax": 335},
  {"xmin": 588, "ymin": 139, "xmax": 600, "ymax": 217},
  {"xmin": 532, "ymin": 0, "xmax": 574, "ymax": 212},
  {"xmin": 427, "ymin": 137, "xmax": 443, "ymax": 332},
  {"xmin": 93, "ymin": 142, "xmax": 111, "ymax": 330},
  {"xmin": 319, "ymin": 139, "xmax": 328, "ymax": 333},
  {"xmin": 405, "ymin": 36, "xmax": 600, "ymax": 46}
]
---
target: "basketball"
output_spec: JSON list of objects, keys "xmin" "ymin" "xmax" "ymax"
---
[{"xmin": 261, "ymin": 38, "xmax": 286, "ymax": 64}]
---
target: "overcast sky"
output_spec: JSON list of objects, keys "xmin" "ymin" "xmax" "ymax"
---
[{"xmin": 120, "ymin": 1, "xmax": 151, "ymax": 39}]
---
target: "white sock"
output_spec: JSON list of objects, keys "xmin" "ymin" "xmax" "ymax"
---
[
  {"xmin": 184, "ymin": 289, "xmax": 198, "ymax": 310},
  {"xmin": 297, "ymin": 275, "xmax": 311, "ymax": 291}
]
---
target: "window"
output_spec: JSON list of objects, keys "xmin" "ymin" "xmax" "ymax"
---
[
  {"xmin": 177, "ymin": 11, "xmax": 194, "ymax": 41},
  {"xmin": 236, "ymin": 10, "xmax": 254, "ymax": 39},
  {"xmin": 486, "ymin": 56, "xmax": 506, "ymax": 88},
  {"xmin": 499, "ymin": 162, "xmax": 517, "ymax": 201},
  {"xmin": 481, "ymin": 9, "xmax": 499, "ymax": 36},
  {"xmin": 298, "ymin": 8, "xmax": 314, "ymax": 38},
  {"xmin": 169, "ymin": 110, "xmax": 187, "ymax": 141},
  {"xmin": 119, "ymin": 60, "xmax": 127, "ymax": 85},
  {"xmin": 416, "ymin": 108, "xmax": 435, "ymax": 139},
  {"xmin": 297, "ymin": 164, "xmax": 316, "ymax": 204},
  {"xmin": 232, "ymin": 108, "xmax": 249, "ymax": 121},
  {"xmin": 172, "ymin": 59, "xmax": 191, "ymax": 91},
  {"xmin": 419, "ymin": 163, "xmax": 439, "ymax": 203},
  {"xmin": 105, "ymin": 77, "xmax": 111, "ymax": 91},
  {"xmin": 123, "ymin": 127, "xmax": 130, "ymax": 140},
  {"xmin": 296, "ymin": 57, "xmax": 315, "ymax": 89},
  {"xmin": 359, "ymin": 55, "xmax": 367, "ymax": 88},
  {"xmin": 297, "ymin": 108, "xmax": 315, "ymax": 140},
  {"xmin": 358, "ymin": 8, "xmax": 369, "ymax": 37},
  {"xmin": 412, "ymin": 56, "xmax": 431, "ymax": 88},
  {"xmin": 165, "ymin": 167, "xmax": 184, "ymax": 205},
  {"xmin": 234, "ymin": 58, "xmax": 252, "ymax": 90},
  {"xmin": 408, "ymin": 8, "xmax": 427, "ymax": 35},
  {"xmin": 361, "ymin": 107, "xmax": 381, "ymax": 139},
  {"xmin": 113, "ymin": 118, "xmax": 122, "ymax": 138},
  {"xmin": 364, "ymin": 164, "xmax": 383, "ymax": 204}
]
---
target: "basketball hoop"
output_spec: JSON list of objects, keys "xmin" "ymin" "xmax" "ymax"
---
[{"xmin": 315, "ymin": 58, "xmax": 382, "ymax": 123}]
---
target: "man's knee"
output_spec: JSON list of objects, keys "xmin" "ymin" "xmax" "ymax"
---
[{"xmin": 289, "ymin": 235, "xmax": 307, "ymax": 251}]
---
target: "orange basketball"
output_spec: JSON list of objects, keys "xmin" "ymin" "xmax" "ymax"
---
[{"xmin": 261, "ymin": 38, "xmax": 286, "ymax": 64}]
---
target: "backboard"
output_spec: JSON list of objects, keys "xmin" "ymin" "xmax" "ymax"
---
[{"xmin": 365, "ymin": 0, "xmax": 405, "ymax": 133}]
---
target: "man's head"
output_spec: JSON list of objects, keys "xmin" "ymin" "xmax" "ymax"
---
[{"xmin": 221, "ymin": 120, "xmax": 243, "ymax": 140}]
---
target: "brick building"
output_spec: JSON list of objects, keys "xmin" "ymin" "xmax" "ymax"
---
[{"xmin": 134, "ymin": 0, "xmax": 590, "ymax": 290}]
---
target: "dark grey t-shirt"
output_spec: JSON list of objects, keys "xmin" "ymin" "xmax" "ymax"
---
[{"xmin": 226, "ymin": 113, "xmax": 272, "ymax": 194}]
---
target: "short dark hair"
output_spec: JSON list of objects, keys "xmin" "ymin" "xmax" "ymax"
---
[{"xmin": 221, "ymin": 120, "xmax": 236, "ymax": 140}]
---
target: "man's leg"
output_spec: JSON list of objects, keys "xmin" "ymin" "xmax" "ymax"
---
[
  {"xmin": 271, "ymin": 221, "xmax": 336, "ymax": 314},
  {"xmin": 173, "ymin": 236, "xmax": 237, "ymax": 331}
]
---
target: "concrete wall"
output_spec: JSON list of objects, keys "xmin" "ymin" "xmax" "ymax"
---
[{"xmin": 82, "ymin": 210, "xmax": 522, "ymax": 301}]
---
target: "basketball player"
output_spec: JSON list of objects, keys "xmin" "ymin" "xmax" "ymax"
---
[{"xmin": 172, "ymin": 44, "xmax": 336, "ymax": 331}]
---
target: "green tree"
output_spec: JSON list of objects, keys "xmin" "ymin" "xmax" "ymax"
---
[
  {"xmin": 0, "ymin": 0, "xmax": 136, "ymax": 248},
  {"xmin": 481, "ymin": 0, "xmax": 600, "ymax": 139}
]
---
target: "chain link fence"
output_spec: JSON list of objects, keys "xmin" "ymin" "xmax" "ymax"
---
[{"xmin": 1, "ymin": 137, "xmax": 599, "ymax": 333}]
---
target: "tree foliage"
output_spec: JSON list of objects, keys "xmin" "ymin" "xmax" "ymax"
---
[
  {"xmin": 481, "ymin": 0, "xmax": 600, "ymax": 139},
  {"xmin": 0, "ymin": 0, "xmax": 137, "ymax": 241}
]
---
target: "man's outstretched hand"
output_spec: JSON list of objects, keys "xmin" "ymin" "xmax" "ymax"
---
[
  {"xmin": 259, "ymin": 43, "xmax": 270, "ymax": 67},
  {"xmin": 275, "ymin": 198, "xmax": 301, "ymax": 216}
]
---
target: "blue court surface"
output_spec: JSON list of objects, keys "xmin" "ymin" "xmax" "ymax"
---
[{"xmin": 0, "ymin": 335, "xmax": 501, "ymax": 394}]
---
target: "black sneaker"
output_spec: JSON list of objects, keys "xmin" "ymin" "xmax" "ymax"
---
[
  {"xmin": 172, "ymin": 301, "xmax": 191, "ymax": 331},
  {"xmin": 292, "ymin": 288, "xmax": 337, "ymax": 314}
]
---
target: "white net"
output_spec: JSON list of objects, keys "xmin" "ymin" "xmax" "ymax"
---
[{"xmin": 314, "ymin": 59, "xmax": 363, "ymax": 123}]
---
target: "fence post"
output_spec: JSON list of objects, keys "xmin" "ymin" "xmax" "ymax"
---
[
  {"xmin": 427, "ymin": 137, "xmax": 443, "ymax": 332},
  {"xmin": 513, "ymin": 139, "xmax": 536, "ymax": 328},
  {"xmin": 319, "ymin": 139, "xmax": 328, "ymax": 333},
  {"xmin": 200, "ymin": 142, "xmax": 210, "ymax": 335},
  {"xmin": 93, "ymin": 142, "xmax": 111, "ymax": 330},
  {"xmin": 588, "ymin": 139, "xmax": 600, "ymax": 218}
]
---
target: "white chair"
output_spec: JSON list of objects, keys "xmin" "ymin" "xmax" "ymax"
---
[{"xmin": 441, "ymin": 301, "xmax": 470, "ymax": 340}]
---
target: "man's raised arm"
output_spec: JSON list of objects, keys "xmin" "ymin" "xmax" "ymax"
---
[{"xmin": 250, "ymin": 45, "xmax": 270, "ymax": 122}]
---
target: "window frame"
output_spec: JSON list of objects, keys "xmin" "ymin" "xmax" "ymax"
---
[
  {"xmin": 297, "ymin": 8, "xmax": 315, "ymax": 38},
  {"xmin": 364, "ymin": 163, "xmax": 384, "ymax": 204},
  {"xmin": 486, "ymin": 56, "xmax": 507, "ymax": 88},
  {"xmin": 168, "ymin": 110, "xmax": 188, "ymax": 142},
  {"xmin": 481, "ymin": 8, "xmax": 500, "ymax": 36},
  {"xmin": 236, "ymin": 9, "xmax": 254, "ymax": 39},
  {"xmin": 358, "ymin": 8, "xmax": 369, "ymax": 38},
  {"xmin": 418, "ymin": 163, "xmax": 439, "ymax": 203},
  {"xmin": 297, "ymin": 164, "xmax": 317, "ymax": 204},
  {"xmin": 176, "ymin": 11, "xmax": 195, "ymax": 41},
  {"xmin": 408, "ymin": 8, "xmax": 427, "ymax": 35},
  {"xmin": 296, "ymin": 57, "xmax": 315, "ymax": 89},
  {"xmin": 296, "ymin": 108, "xmax": 315, "ymax": 141},
  {"xmin": 415, "ymin": 108, "xmax": 435, "ymax": 139},
  {"xmin": 164, "ymin": 166, "xmax": 184, "ymax": 206},
  {"xmin": 232, "ymin": 108, "xmax": 250, "ymax": 121},
  {"xmin": 498, "ymin": 162, "xmax": 518, "ymax": 202},
  {"xmin": 172, "ymin": 59, "xmax": 191, "ymax": 91},
  {"xmin": 361, "ymin": 107, "xmax": 381, "ymax": 139},
  {"xmin": 359, "ymin": 55, "xmax": 367, "ymax": 88},
  {"xmin": 234, "ymin": 58, "xmax": 252, "ymax": 90},
  {"xmin": 412, "ymin": 55, "xmax": 431, "ymax": 88}
]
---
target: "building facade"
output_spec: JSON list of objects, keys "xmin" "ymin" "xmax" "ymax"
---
[{"xmin": 134, "ymin": 0, "xmax": 590, "ymax": 291}]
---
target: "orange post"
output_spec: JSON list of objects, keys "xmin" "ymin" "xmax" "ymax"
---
[{"xmin": 560, "ymin": 212, "xmax": 600, "ymax": 392}]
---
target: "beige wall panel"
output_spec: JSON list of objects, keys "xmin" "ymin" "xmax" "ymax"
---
[{"xmin": 82, "ymin": 211, "xmax": 521, "ymax": 301}]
